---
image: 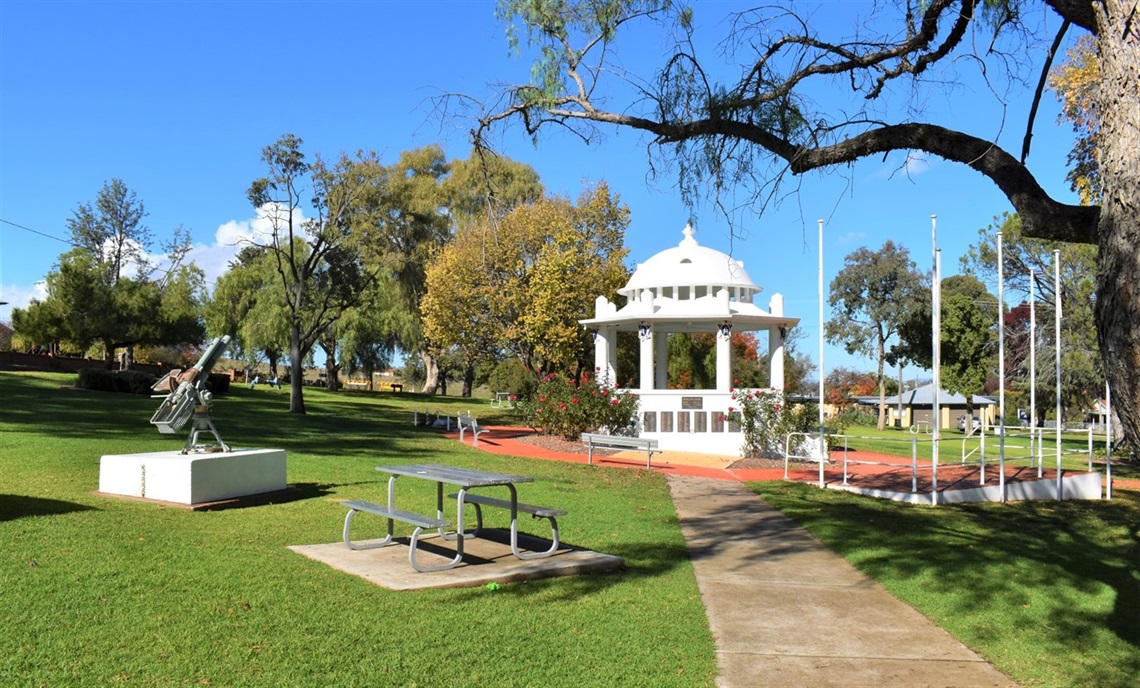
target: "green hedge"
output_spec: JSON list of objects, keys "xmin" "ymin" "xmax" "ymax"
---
[{"xmin": 77, "ymin": 368, "xmax": 157, "ymax": 395}]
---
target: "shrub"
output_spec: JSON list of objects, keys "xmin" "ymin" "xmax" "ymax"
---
[
  {"xmin": 77, "ymin": 367, "xmax": 115, "ymax": 392},
  {"xmin": 487, "ymin": 358, "xmax": 536, "ymax": 400},
  {"xmin": 726, "ymin": 386, "xmax": 820, "ymax": 458},
  {"xmin": 207, "ymin": 373, "xmax": 230, "ymax": 397},
  {"xmin": 518, "ymin": 370, "xmax": 639, "ymax": 440},
  {"xmin": 77, "ymin": 368, "xmax": 157, "ymax": 396}
]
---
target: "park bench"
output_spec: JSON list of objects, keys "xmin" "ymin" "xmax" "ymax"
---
[
  {"xmin": 341, "ymin": 499, "xmax": 458, "ymax": 572},
  {"xmin": 448, "ymin": 493, "xmax": 567, "ymax": 559},
  {"xmin": 457, "ymin": 414, "xmax": 488, "ymax": 446},
  {"xmin": 580, "ymin": 432, "xmax": 661, "ymax": 469}
]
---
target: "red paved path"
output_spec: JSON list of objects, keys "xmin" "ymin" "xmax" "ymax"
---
[{"xmin": 445, "ymin": 426, "xmax": 1140, "ymax": 492}]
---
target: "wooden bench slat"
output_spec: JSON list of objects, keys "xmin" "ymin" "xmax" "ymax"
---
[
  {"xmin": 342, "ymin": 500, "xmax": 449, "ymax": 529},
  {"xmin": 447, "ymin": 493, "xmax": 567, "ymax": 518}
]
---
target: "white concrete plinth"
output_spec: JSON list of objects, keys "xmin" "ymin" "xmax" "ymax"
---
[{"xmin": 99, "ymin": 449, "xmax": 287, "ymax": 505}]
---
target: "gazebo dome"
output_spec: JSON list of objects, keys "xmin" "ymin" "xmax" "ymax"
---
[{"xmin": 619, "ymin": 225, "xmax": 760, "ymax": 302}]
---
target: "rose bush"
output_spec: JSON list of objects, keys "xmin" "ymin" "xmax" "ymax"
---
[{"xmin": 519, "ymin": 370, "xmax": 639, "ymax": 440}]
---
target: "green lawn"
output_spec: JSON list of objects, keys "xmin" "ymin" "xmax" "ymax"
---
[
  {"xmin": 754, "ymin": 481, "xmax": 1140, "ymax": 688},
  {"xmin": 0, "ymin": 371, "xmax": 715, "ymax": 687},
  {"xmin": 4, "ymin": 370, "xmax": 1138, "ymax": 687}
]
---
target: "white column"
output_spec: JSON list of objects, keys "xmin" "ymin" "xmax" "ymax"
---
[
  {"xmin": 655, "ymin": 330, "xmax": 668, "ymax": 390},
  {"xmin": 716, "ymin": 327, "xmax": 732, "ymax": 391},
  {"xmin": 639, "ymin": 326, "xmax": 655, "ymax": 391},
  {"xmin": 768, "ymin": 293, "xmax": 786, "ymax": 390},
  {"xmin": 605, "ymin": 326, "xmax": 617, "ymax": 383},
  {"xmin": 593, "ymin": 326, "xmax": 617, "ymax": 384}
]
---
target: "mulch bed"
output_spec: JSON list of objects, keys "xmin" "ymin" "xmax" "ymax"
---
[{"xmin": 510, "ymin": 432, "xmax": 618, "ymax": 456}]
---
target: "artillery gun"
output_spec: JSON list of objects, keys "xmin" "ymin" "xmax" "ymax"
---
[{"xmin": 149, "ymin": 335, "xmax": 232, "ymax": 454}]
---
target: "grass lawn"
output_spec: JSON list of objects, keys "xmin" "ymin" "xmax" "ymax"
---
[
  {"xmin": 0, "ymin": 371, "xmax": 716, "ymax": 687},
  {"xmin": 831, "ymin": 424, "xmax": 1140, "ymax": 479},
  {"xmin": 754, "ymin": 481, "xmax": 1140, "ymax": 687}
]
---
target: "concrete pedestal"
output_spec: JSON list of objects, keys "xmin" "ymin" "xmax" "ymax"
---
[{"xmin": 98, "ymin": 449, "xmax": 287, "ymax": 505}]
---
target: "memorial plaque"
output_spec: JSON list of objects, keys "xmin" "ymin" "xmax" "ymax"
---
[
  {"xmin": 643, "ymin": 411, "xmax": 657, "ymax": 433},
  {"xmin": 660, "ymin": 411, "xmax": 674, "ymax": 433},
  {"xmin": 680, "ymin": 396, "xmax": 703, "ymax": 410},
  {"xmin": 694, "ymin": 411, "xmax": 707, "ymax": 432},
  {"xmin": 677, "ymin": 411, "xmax": 690, "ymax": 433}
]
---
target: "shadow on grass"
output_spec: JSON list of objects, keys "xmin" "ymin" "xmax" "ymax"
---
[
  {"xmin": 754, "ymin": 482, "xmax": 1140, "ymax": 680},
  {"xmin": 0, "ymin": 494, "xmax": 98, "ymax": 521}
]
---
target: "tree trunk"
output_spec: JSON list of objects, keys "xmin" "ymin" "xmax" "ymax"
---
[
  {"xmin": 288, "ymin": 325, "xmax": 306, "ymax": 414},
  {"xmin": 420, "ymin": 349, "xmax": 440, "ymax": 394},
  {"xmin": 320, "ymin": 338, "xmax": 341, "ymax": 393},
  {"xmin": 267, "ymin": 351, "xmax": 279, "ymax": 379},
  {"xmin": 462, "ymin": 361, "xmax": 475, "ymax": 398},
  {"xmin": 875, "ymin": 336, "xmax": 886, "ymax": 431},
  {"xmin": 1093, "ymin": 3, "xmax": 1140, "ymax": 459}
]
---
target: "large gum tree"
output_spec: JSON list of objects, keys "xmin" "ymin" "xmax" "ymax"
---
[{"xmin": 473, "ymin": 0, "xmax": 1140, "ymax": 455}]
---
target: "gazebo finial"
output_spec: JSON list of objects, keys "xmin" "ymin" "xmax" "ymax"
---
[{"xmin": 680, "ymin": 224, "xmax": 697, "ymax": 245}]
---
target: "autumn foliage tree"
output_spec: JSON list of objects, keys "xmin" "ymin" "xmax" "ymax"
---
[{"xmin": 422, "ymin": 183, "xmax": 630, "ymax": 383}]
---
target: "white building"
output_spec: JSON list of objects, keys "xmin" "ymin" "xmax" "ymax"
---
[{"xmin": 580, "ymin": 225, "xmax": 799, "ymax": 456}]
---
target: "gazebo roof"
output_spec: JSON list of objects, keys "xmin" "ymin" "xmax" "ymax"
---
[
  {"xmin": 580, "ymin": 225, "xmax": 799, "ymax": 333},
  {"xmin": 620, "ymin": 224, "xmax": 758, "ymax": 298}
]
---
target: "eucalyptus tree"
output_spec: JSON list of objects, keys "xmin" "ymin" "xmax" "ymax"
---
[
  {"xmin": 246, "ymin": 134, "xmax": 385, "ymax": 413},
  {"xmin": 471, "ymin": 0, "xmax": 1140, "ymax": 449},
  {"xmin": 826, "ymin": 241, "xmax": 925, "ymax": 430}
]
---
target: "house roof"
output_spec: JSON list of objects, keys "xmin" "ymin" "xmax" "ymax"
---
[{"xmin": 879, "ymin": 382, "xmax": 996, "ymax": 407}]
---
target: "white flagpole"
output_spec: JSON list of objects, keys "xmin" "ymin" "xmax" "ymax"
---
[
  {"xmin": 1055, "ymin": 250, "xmax": 1063, "ymax": 500},
  {"xmin": 997, "ymin": 232, "xmax": 1006, "ymax": 500},
  {"xmin": 931, "ymin": 216, "xmax": 940, "ymax": 505},
  {"xmin": 818, "ymin": 219, "xmax": 825, "ymax": 489}
]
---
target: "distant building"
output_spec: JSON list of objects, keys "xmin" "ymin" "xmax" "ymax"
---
[{"xmin": 866, "ymin": 383, "xmax": 998, "ymax": 429}]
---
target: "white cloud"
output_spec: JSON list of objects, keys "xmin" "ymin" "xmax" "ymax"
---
[
  {"xmin": 835, "ymin": 231, "xmax": 868, "ymax": 247},
  {"xmin": 0, "ymin": 281, "xmax": 49, "ymax": 322},
  {"xmin": 187, "ymin": 202, "xmax": 308, "ymax": 288}
]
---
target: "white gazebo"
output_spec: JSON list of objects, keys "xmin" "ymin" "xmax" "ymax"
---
[{"xmin": 580, "ymin": 225, "xmax": 800, "ymax": 455}]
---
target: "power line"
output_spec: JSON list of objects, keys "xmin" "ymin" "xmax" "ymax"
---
[{"xmin": 0, "ymin": 218, "xmax": 73, "ymax": 245}]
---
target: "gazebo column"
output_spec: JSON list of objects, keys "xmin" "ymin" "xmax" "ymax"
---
[
  {"xmin": 593, "ymin": 325, "xmax": 616, "ymax": 384},
  {"xmin": 769, "ymin": 293, "xmax": 786, "ymax": 390},
  {"xmin": 654, "ymin": 330, "xmax": 668, "ymax": 390},
  {"xmin": 639, "ymin": 326, "xmax": 655, "ymax": 391},
  {"xmin": 716, "ymin": 328, "xmax": 732, "ymax": 392}
]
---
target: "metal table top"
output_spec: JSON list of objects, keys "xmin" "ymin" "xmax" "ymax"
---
[{"xmin": 376, "ymin": 464, "xmax": 534, "ymax": 488}]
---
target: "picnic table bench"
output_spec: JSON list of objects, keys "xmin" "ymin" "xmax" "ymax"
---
[
  {"xmin": 457, "ymin": 414, "xmax": 488, "ymax": 446},
  {"xmin": 448, "ymin": 493, "xmax": 566, "ymax": 558},
  {"xmin": 580, "ymin": 432, "xmax": 661, "ymax": 469},
  {"xmin": 341, "ymin": 500, "xmax": 454, "ymax": 572}
]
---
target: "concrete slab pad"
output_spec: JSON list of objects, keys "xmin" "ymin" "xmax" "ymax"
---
[{"xmin": 288, "ymin": 529, "xmax": 624, "ymax": 591}]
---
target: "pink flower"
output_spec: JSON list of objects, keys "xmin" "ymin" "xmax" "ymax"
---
[
  {"xmin": 595, "ymin": 366, "xmax": 601, "ymax": 371},
  {"xmin": 611, "ymin": 398, "xmax": 619, "ymax": 405},
  {"xmin": 774, "ymin": 405, "xmax": 781, "ymax": 412},
  {"xmin": 539, "ymin": 395, "xmax": 547, "ymax": 402},
  {"xmin": 729, "ymin": 388, "xmax": 735, "ymax": 393},
  {"xmin": 733, "ymin": 378, "xmax": 739, "ymax": 385},
  {"xmin": 728, "ymin": 406, "xmax": 735, "ymax": 413},
  {"xmin": 614, "ymin": 382, "xmax": 621, "ymax": 388},
  {"xmin": 571, "ymin": 397, "xmax": 579, "ymax": 404}
]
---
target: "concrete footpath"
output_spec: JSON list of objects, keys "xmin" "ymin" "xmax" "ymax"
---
[{"xmin": 667, "ymin": 475, "xmax": 1014, "ymax": 687}]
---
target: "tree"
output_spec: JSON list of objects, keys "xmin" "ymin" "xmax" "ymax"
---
[
  {"xmin": 960, "ymin": 212, "xmax": 1101, "ymax": 423},
  {"xmin": 940, "ymin": 276, "xmax": 998, "ymax": 427},
  {"xmin": 1049, "ymin": 35, "xmax": 1101, "ymax": 205},
  {"xmin": 204, "ymin": 246, "xmax": 289, "ymax": 377},
  {"xmin": 246, "ymin": 134, "xmax": 385, "ymax": 413},
  {"xmin": 475, "ymin": 0, "xmax": 1140, "ymax": 452},
  {"xmin": 422, "ymin": 183, "xmax": 630, "ymax": 381},
  {"xmin": 824, "ymin": 367, "xmax": 880, "ymax": 410},
  {"xmin": 826, "ymin": 241, "xmax": 925, "ymax": 430},
  {"xmin": 13, "ymin": 180, "xmax": 205, "ymax": 363}
]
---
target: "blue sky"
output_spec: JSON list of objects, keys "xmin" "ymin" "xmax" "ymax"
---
[{"xmin": 0, "ymin": 1, "xmax": 1083, "ymax": 379}]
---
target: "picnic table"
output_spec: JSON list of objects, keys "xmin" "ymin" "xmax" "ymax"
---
[
  {"xmin": 341, "ymin": 464, "xmax": 565, "ymax": 572},
  {"xmin": 491, "ymin": 392, "xmax": 515, "ymax": 408}
]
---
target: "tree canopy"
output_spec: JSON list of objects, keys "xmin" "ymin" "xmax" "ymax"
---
[{"xmin": 421, "ymin": 183, "xmax": 630, "ymax": 380}]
